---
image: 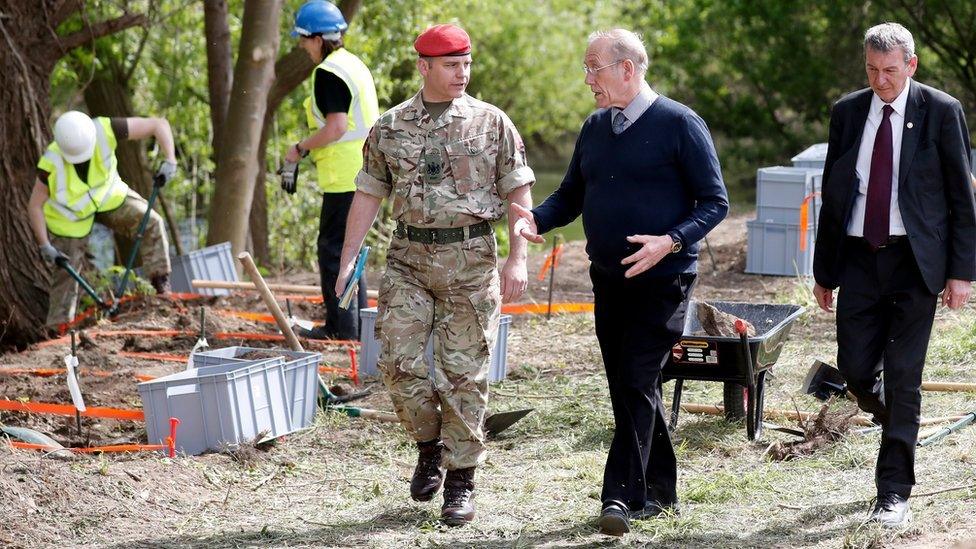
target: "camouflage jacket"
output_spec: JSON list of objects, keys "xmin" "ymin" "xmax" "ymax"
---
[{"xmin": 355, "ymin": 91, "xmax": 534, "ymax": 227}]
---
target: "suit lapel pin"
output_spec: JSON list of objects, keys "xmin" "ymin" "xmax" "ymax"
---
[{"xmin": 906, "ymin": 122, "xmax": 914, "ymax": 129}]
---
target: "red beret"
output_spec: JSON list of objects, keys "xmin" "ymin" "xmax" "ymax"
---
[{"xmin": 414, "ymin": 24, "xmax": 471, "ymax": 57}]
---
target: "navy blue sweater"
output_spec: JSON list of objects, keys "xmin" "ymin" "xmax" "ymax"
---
[{"xmin": 533, "ymin": 96, "xmax": 729, "ymax": 278}]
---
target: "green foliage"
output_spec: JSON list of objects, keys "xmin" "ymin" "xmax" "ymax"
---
[{"xmin": 44, "ymin": 0, "xmax": 976, "ymax": 273}]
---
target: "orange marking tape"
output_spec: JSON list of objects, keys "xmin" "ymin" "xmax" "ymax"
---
[
  {"xmin": 799, "ymin": 192, "xmax": 820, "ymax": 252},
  {"xmin": 10, "ymin": 441, "xmax": 165, "ymax": 453},
  {"xmin": 118, "ymin": 351, "xmax": 187, "ymax": 363},
  {"xmin": 536, "ymin": 243, "xmax": 564, "ymax": 281},
  {"xmin": 0, "ymin": 367, "xmax": 63, "ymax": 377},
  {"xmin": 0, "ymin": 399, "xmax": 144, "ymax": 421},
  {"xmin": 11, "ymin": 418, "xmax": 178, "ymax": 457},
  {"xmin": 216, "ymin": 310, "xmax": 276, "ymax": 324},
  {"xmin": 93, "ymin": 329, "xmax": 193, "ymax": 338},
  {"xmin": 502, "ymin": 302, "xmax": 594, "ymax": 315}
]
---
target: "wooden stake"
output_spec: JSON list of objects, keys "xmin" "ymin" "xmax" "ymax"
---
[
  {"xmin": 192, "ymin": 279, "xmax": 378, "ymax": 299},
  {"xmin": 236, "ymin": 252, "xmax": 303, "ymax": 352}
]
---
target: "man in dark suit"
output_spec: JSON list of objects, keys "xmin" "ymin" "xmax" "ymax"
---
[
  {"xmin": 813, "ymin": 22, "xmax": 975, "ymax": 527},
  {"xmin": 511, "ymin": 28, "xmax": 728, "ymax": 536}
]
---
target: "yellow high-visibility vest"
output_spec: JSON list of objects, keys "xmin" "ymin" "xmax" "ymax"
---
[
  {"xmin": 304, "ymin": 48, "xmax": 379, "ymax": 193},
  {"xmin": 37, "ymin": 117, "xmax": 129, "ymax": 238}
]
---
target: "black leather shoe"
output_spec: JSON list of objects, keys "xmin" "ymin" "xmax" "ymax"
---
[
  {"xmin": 632, "ymin": 500, "xmax": 680, "ymax": 520},
  {"xmin": 868, "ymin": 493, "xmax": 911, "ymax": 528},
  {"xmin": 598, "ymin": 501, "xmax": 630, "ymax": 536},
  {"xmin": 410, "ymin": 439, "xmax": 445, "ymax": 502},
  {"xmin": 441, "ymin": 467, "xmax": 476, "ymax": 526}
]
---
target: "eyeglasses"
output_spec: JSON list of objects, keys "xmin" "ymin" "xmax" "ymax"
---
[{"xmin": 582, "ymin": 59, "xmax": 623, "ymax": 75}]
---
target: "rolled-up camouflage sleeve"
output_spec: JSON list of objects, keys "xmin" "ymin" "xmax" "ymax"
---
[
  {"xmin": 355, "ymin": 125, "xmax": 392, "ymax": 198},
  {"xmin": 494, "ymin": 114, "xmax": 535, "ymax": 199}
]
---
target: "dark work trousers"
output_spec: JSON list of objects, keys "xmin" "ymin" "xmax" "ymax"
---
[
  {"xmin": 836, "ymin": 237, "xmax": 938, "ymax": 498},
  {"xmin": 590, "ymin": 265, "xmax": 696, "ymax": 511},
  {"xmin": 318, "ymin": 191, "xmax": 367, "ymax": 340}
]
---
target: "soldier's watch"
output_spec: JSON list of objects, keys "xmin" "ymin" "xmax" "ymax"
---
[
  {"xmin": 295, "ymin": 142, "xmax": 310, "ymax": 159},
  {"xmin": 667, "ymin": 232, "xmax": 683, "ymax": 254}
]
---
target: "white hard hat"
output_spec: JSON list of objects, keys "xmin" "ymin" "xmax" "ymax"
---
[{"xmin": 54, "ymin": 111, "xmax": 97, "ymax": 164}]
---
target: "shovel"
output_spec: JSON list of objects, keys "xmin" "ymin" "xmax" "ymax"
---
[
  {"xmin": 286, "ymin": 299, "xmax": 314, "ymax": 331},
  {"xmin": 484, "ymin": 408, "xmax": 533, "ymax": 437}
]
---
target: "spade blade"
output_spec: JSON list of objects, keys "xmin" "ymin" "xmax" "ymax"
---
[{"xmin": 484, "ymin": 408, "xmax": 533, "ymax": 437}]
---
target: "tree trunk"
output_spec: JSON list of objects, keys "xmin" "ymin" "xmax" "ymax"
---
[
  {"xmin": 204, "ymin": 0, "xmax": 234, "ymax": 156},
  {"xmin": 246, "ymin": 0, "xmax": 362, "ymax": 268},
  {"xmin": 249, "ymin": 155, "xmax": 271, "ymax": 265},
  {"xmin": 0, "ymin": 2, "xmax": 145, "ymax": 348},
  {"xmin": 206, "ymin": 0, "xmax": 282, "ymax": 260}
]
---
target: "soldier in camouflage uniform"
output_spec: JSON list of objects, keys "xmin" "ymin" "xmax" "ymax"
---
[{"xmin": 335, "ymin": 24, "xmax": 535, "ymax": 526}]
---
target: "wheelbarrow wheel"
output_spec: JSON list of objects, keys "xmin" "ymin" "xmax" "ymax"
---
[{"xmin": 722, "ymin": 382, "xmax": 747, "ymax": 421}]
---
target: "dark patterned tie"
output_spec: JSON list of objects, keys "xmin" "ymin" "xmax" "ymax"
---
[
  {"xmin": 612, "ymin": 110, "xmax": 627, "ymax": 134},
  {"xmin": 864, "ymin": 105, "xmax": 894, "ymax": 249}
]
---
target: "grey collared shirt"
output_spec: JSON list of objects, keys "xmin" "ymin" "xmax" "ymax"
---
[{"xmin": 610, "ymin": 83, "xmax": 659, "ymax": 133}]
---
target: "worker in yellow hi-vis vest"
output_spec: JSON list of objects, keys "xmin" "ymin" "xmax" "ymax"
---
[
  {"xmin": 280, "ymin": 0, "xmax": 379, "ymax": 340},
  {"xmin": 28, "ymin": 111, "xmax": 177, "ymax": 331}
]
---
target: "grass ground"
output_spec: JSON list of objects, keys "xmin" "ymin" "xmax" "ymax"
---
[{"xmin": 1, "ymin": 230, "xmax": 974, "ymax": 548}]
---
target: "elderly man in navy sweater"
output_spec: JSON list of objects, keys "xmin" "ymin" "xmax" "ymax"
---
[{"xmin": 513, "ymin": 28, "xmax": 728, "ymax": 536}]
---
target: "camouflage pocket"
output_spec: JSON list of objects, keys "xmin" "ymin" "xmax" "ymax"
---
[
  {"xmin": 446, "ymin": 133, "xmax": 493, "ymax": 194},
  {"xmin": 465, "ymin": 277, "xmax": 501, "ymax": 357},
  {"xmin": 378, "ymin": 138, "xmax": 423, "ymax": 184}
]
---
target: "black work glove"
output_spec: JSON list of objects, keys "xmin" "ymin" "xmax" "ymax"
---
[{"xmin": 279, "ymin": 160, "xmax": 300, "ymax": 194}]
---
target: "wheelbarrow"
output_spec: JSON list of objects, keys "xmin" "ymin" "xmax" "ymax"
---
[{"xmin": 663, "ymin": 301, "xmax": 805, "ymax": 441}]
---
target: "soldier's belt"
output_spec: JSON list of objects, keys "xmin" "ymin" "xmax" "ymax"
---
[{"xmin": 394, "ymin": 220, "xmax": 492, "ymax": 245}]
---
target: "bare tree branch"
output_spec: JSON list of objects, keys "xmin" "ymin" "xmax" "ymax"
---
[
  {"xmin": 56, "ymin": 12, "xmax": 146, "ymax": 55},
  {"xmin": 50, "ymin": 0, "xmax": 83, "ymax": 28}
]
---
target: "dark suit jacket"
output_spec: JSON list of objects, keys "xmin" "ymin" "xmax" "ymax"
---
[{"xmin": 814, "ymin": 81, "xmax": 976, "ymax": 294}]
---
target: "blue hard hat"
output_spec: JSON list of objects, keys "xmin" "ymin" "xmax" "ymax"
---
[{"xmin": 292, "ymin": 0, "xmax": 347, "ymax": 38}]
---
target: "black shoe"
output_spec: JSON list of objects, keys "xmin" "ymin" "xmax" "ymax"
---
[
  {"xmin": 598, "ymin": 501, "xmax": 630, "ymax": 536},
  {"xmin": 632, "ymin": 500, "xmax": 680, "ymax": 520},
  {"xmin": 441, "ymin": 467, "xmax": 476, "ymax": 526},
  {"xmin": 868, "ymin": 493, "xmax": 911, "ymax": 528},
  {"xmin": 295, "ymin": 324, "xmax": 336, "ymax": 340},
  {"xmin": 410, "ymin": 439, "xmax": 445, "ymax": 502},
  {"xmin": 150, "ymin": 274, "xmax": 170, "ymax": 295}
]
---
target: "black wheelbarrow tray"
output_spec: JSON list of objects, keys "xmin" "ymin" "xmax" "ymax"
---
[{"xmin": 663, "ymin": 301, "xmax": 805, "ymax": 440}]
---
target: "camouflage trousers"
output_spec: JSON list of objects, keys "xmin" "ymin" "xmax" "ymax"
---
[
  {"xmin": 375, "ymin": 232, "xmax": 500, "ymax": 470},
  {"xmin": 47, "ymin": 188, "xmax": 171, "ymax": 329}
]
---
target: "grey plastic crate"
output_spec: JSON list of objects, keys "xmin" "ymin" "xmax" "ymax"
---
[
  {"xmin": 790, "ymin": 143, "xmax": 828, "ymax": 169},
  {"xmin": 359, "ymin": 307, "xmax": 511, "ymax": 382},
  {"xmin": 138, "ymin": 357, "xmax": 294, "ymax": 456},
  {"xmin": 191, "ymin": 346, "xmax": 321, "ymax": 430},
  {"xmin": 755, "ymin": 167, "xmax": 822, "ymax": 224},
  {"xmin": 755, "ymin": 173, "xmax": 823, "ymax": 226},
  {"xmin": 745, "ymin": 219, "xmax": 815, "ymax": 276},
  {"xmin": 170, "ymin": 241, "xmax": 238, "ymax": 295}
]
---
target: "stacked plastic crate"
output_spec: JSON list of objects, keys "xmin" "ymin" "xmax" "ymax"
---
[{"xmin": 745, "ymin": 144, "xmax": 826, "ymax": 276}]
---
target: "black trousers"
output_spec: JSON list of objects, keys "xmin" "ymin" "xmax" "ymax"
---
[
  {"xmin": 836, "ymin": 237, "xmax": 937, "ymax": 498},
  {"xmin": 590, "ymin": 265, "xmax": 696, "ymax": 511},
  {"xmin": 318, "ymin": 191, "xmax": 367, "ymax": 340}
]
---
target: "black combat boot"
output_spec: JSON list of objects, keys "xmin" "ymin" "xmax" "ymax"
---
[
  {"xmin": 410, "ymin": 439, "xmax": 445, "ymax": 502},
  {"xmin": 440, "ymin": 467, "xmax": 476, "ymax": 526},
  {"xmin": 150, "ymin": 274, "xmax": 170, "ymax": 295}
]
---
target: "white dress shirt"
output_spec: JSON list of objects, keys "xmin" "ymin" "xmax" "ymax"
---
[
  {"xmin": 847, "ymin": 79, "xmax": 912, "ymax": 236},
  {"xmin": 610, "ymin": 82, "xmax": 659, "ymax": 133}
]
